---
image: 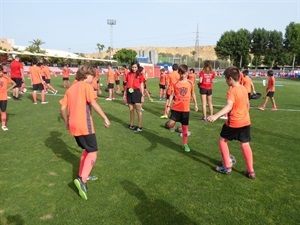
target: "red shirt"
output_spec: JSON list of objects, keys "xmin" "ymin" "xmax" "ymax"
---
[
  {"xmin": 10, "ymin": 60, "xmax": 23, "ymax": 78},
  {"xmin": 126, "ymin": 72, "xmax": 145, "ymax": 89},
  {"xmin": 199, "ymin": 71, "xmax": 215, "ymax": 89}
]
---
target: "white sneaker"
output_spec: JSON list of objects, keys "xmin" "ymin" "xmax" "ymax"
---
[
  {"xmin": 220, "ymin": 116, "xmax": 228, "ymax": 120},
  {"xmin": 7, "ymin": 96, "xmax": 11, "ymax": 99},
  {"xmin": 41, "ymin": 101, "xmax": 49, "ymax": 104},
  {"xmin": 33, "ymin": 102, "xmax": 38, "ymax": 104},
  {"xmin": 180, "ymin": 131, "xmax": 191, "ymax": 137},
  {"xmin": 105, "ymin": 98, "xmax": 112, "ymax": 101},
  {"xmin": 1, "ymin": 126, "xmax": 8, "ymax": 131},
  {"xmin": 53, "ymin": 90, "xmax": 58, "ymax": 95}
]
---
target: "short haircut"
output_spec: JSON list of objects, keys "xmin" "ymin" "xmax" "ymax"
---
[
  {"xmin": 189, "ymin": 68, "xmax": 195, "ymax": 73},
  {"xmin": 224, "ymin": 66, "xmax": 240, "ymax": 81},
  {"xmin": 267, "ymin": 70, "xmax": 274, "ymax": 76},
  {"xmin": 75, "ymin": 64, "xmax": 96, "ymax": 81},
  {"xmin": 178, "ymin": 64, "xmax": 188, "ymax": 75},
  {"xmin": 172, "ymin": 63, "xmax": 179, "ymax": 71},
  {"xmin": 160, "ymin": 68, "xmax": 165, "ymax": 72},
  {"xmin": 242, "ymin": 69, "xmax": 249, "ymax": 75}
]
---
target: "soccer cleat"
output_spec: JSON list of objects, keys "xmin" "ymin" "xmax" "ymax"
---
[
  {"xmin": 1, "ymin": 126, "xmax": 9, "ymax": 131},
  {"xmin": 216, "ymin": 166, "xmax": 232, "ymax": 174},
  {"xmin": 258, "ymin": 106, "xmax": 265, "ymax": 111},
  {"xmin": 33, "ymin": 102, "xmax": 38, "ymax": 104},
  {"xmin": 201, "ymin": 118, "xmax": 207, "ymax": 122},
  {"xmin": 244, "ymin": 171, "xmax": 256, "ymax": 179},
  {"xmin": 149, "ymin": 98, "xmax": 153, "ymax": 102},
  {"xmin": 74, "ymin": 178, "xmax": 88, "ymax": 200},
  {"xmin": 140, "ymin": 108, "xmax": 144, "ymax": 112},
  {"xmin": 160, "ymin": 114, "xmax": 168, "ymax": 119},
  {"xmin": 53, "ymin": 90, "xmax": 58, "ymax": 95},
  {"xmin": 182, "ymin": 144, "xmax": 190, "ymax": 152},
  {"xmin": 7, "ymin": 96, "xmax": 11, "ymax": 99},
  {"xmin": 271, "ymin": 107, "xmax": 277, "ymax": 111},
  {"xmin": 179, "ymin": 131, "xmax": 191, "ymax": 137},
  {"xmin": 41, "ymin": 101, "xmax": 49, "ymax": 104},
  {"xmin": 87, "ymin": 175, "xmax": 98, "ymax": 181},
  {"xmin": 128, "ymin": 125, "xmax": 135, "ymax": 130},
  {"xmin": 133, "ymin": 127, "xmax": 142, "ymax": 132},
  {"xmin": 105, "ymin": 98, "xmax": 112, "ymax": 101}
]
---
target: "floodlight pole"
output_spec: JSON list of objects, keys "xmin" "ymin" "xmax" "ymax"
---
[{"xmin": 107, "ymin": 19, "xmax": 116, "ymax": 60}]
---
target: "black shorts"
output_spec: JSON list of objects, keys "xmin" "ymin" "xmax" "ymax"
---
[
  {"xmin": 63, "ymin": 77, "xmax": 69, "ymax": 81},
  {"xmin": 45, "ymin": 79, "xmax": 51, "ymax": 84},
  {"xmin": 144, "ymin": 83, "xmax": 147, "ymax": 89},
  {"xmin": 267, "ymin": 91, "xmax": 275, "ymax": 98},
  {"xmin": 12, "ymin": 78, "xmax": 22, "ymax": 88},
  {"xmin": 115, "ymin": 80, "xmax": 120, "ymax": 85},
  {"xmin": 248, "ymin": 93, "xmax": 251, "ymax": 100},
  {"xmin": 199, "ymin": 88, "xmax": 212, "ymax": 96},
  {"xmin": 32, "ymin": 83, "xmax": 44, "ymax": 91},
  {"xmin": 127, "ymin": 89, "xmax": 142, "ymax": 104},
  {"xmin": 166, "ymin": 94, "xmax": 170, "ymax": 100},
  {"xmin": 74, "ymin": 133, "xmax": 98, "ymax": 152},
  {"xmin": 123, "ymin": 81, "xmax": 127, "ymax": 86},
  {"xmin": 108, "ymin": 83, "xmax": 114, "ymax": 89},
  {"xmin": 42, "ymin": 76, "xmax": 46, "ymax": 81},
  {"xmin": 169, "ymin": 110, "xmax": 190, "ymax": 125},
  {"xmin": 0, "ymin": 100, "xmax": 7, "ymax": 112},
  {"xmin": 159, "ymin": 84, "xmax": 166, "ymax": 90},
  {"xmin": 220, "ymin": 124, "xmax": 251, "ymax": 143}
]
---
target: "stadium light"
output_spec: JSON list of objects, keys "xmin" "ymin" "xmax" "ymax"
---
[{"xmin": 107, "ymin": 19, "xmax": 117, "ymax": 59}]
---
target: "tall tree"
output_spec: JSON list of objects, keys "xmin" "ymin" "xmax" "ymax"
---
[
  {"xmin": 264, "ymin": 30, "xmax": 283, "ymax": 68},
  {"xmin": 234, "ymin": 29, "xmax": 251, "ymax": 68},
  {"xmin": 214, "ymin": 30, "xmax": 236, "ymax": 65},
  {"xmin": 250, "ymin": 28, "xmax": 269, "ymax": 68},
  {"xmin": 284, "ymin": 22, "xmax": 300, "ymax": 69}
]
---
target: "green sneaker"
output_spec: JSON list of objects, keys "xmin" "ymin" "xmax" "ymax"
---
[
  {"xmin": 74, "ymin": 178, "xmax": 88, "ymax": 200},
  {"xmin": 87, "ymin": 175, "xmax": 98, "ymax": 181},
  {"xmin": 182, "ymin": 144, "xmax": 190, "ymax": 152}
]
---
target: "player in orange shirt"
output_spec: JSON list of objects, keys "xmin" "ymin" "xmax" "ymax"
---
[
  {"xmin": 158, "ymin": 68, "xmax": 167, "ymax": 100},
  {"xmin": 41, "ymin": 63, "xmax": 58, "ymax": 95},
  {"xmin": 121, "ymin": 64, "xmax": 129, "ymax": 94},
  {"xmin": 207, "ymin": 66, "xmax": 255, "ymax": 179},
  {"xmin": 258, "ymin": 70, "xmax": 277, "ymax": 110},
  {"xmin": 0, "ymin": 65, "xmax": 16, "ymax": 131},
  {"xmin": 91, "ymin": 65, "xmax": 101, "ymax": 96},
  {"xmin": 29, "ymin": 62, "xmax": 48, "ymax": 104},
  {"xmin": 160, "ymin": 64, "xmax": 180, "ymax": 119},
  {"xmin": 106, "ymin": 63, "xmax": 115, "ymax": 100},
  {"xmin": 198, "ymin": 60, "xmax": 216, "ymax": 121},
  {"xmin": 62, "ymin": 64, "xmax": 70, "ymax": 88},
  {"xmin": 188, "ymin": 68, "xmax": 196, "ymax": 84},
  {"xmin": 114, "ymin": 67, "xmax": 121, "ymax": 94},
  {"xmin": 242, "ymin": 70, "xmax": 256, "ymax": 100},
  {"xmin": 164, "ymin": 64, "xmax": 198, "ymax": 152},
  {"xmin": 60, "ymin": 64, "xmax": 110, "ymax": 200}
]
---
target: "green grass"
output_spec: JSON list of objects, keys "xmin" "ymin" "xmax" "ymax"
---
[{"xmin": 0, "ymin": 75, "xmax": 299, "ymax": 225}]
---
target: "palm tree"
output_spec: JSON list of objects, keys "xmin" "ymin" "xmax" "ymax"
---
[
  {"xmin": 29, "ymin": 39, "xmax": 45, "ymax": 52},
  {"xmin": 96, "ymin": 43, "xmax": 105, "ymax": 53}
]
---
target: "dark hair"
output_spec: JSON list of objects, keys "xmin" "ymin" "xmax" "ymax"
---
[
  {"xmin": 129, "ymin": 61, "xmax": 140, "ymax": 77},
  {"xmin": 242, "ymin": 69, "xmax": 249, "ymax": 75},
  {"xmin": 178, "ymin": 64, "xmax": 188, "ymax": 75},
  {"xmin": 75, "ymin": 64, "xmax": 96, "ymax": 81},
  {"xmin": 224, "ymin": 66, "xmax": 240, "ymax": 81},
  {"xmin": 160, "ymin": 68, "xmax": 165, "ymax": 72},
  {"xmin": 189, "ymin": 68, "xmax": 195, "ymax": 73},
  {"xmin": 122, "ymin": 64, "xmax": 127, "ymax": 68},
  {"xmin": 0, "ymin": 65, "xmax": 3, "ymax": 71},
  {"xmin": 172, "ymin": 63, "xmax": 179, "ymax": 71},
  {"xmin": 267, "ymin": 70, "xmax": 274, "ymax": 76}
]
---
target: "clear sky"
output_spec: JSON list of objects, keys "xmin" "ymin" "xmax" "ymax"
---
[{"xmin": 0, "ymin": 0, "xmax": 299, "ymax": 54}]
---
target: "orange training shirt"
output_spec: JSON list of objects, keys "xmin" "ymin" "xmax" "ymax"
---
[
  {"xmin": 167, "ymin": 71, "xmax": 180, "ymax": 95},
  {"xmin": 29, "ymin": 65, "xmax": 42, "ymax": 84},
  {"xmin": 0, "ymin": 76, "xmax": 13, "ymax": 100},
  {"xmin": 171, "ymin": 80, "xmax": 194, "ymax": 112},
  {"xmin": 59, "ymin": 81, "xmax": 98, "ymax": 136},
  {"xmin": 267, "ymin": 76, "xmax": 275, "ymax": 92},
  {"xmin": 243, "ymin": 76, "xmax": 252, "ymax": 93},
  {"xmin": 226, "ymin": 85, "xmax": 250, "ymax": 128}
]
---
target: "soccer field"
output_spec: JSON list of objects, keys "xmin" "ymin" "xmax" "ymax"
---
[{"xmin": 0, "ymin": 75, "xmax": 299, "ymax": 225}]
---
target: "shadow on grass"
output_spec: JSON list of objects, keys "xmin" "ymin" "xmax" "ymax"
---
[
  {"xmin": 45, "ymin": 131, "xmax": 80, "ymax": 190},
  {"xmin": 120, "ymin": 180, "xmax": 197, "ymax": 225},
  {"xmin": 106, "ymin": 112, "xmax": 218, "ymax": 170}
]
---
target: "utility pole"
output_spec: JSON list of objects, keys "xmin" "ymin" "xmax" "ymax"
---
[
  {"xmin": 107, "ymin": 19, "xmax": 116, "ymax": 60},
  {"xmin": 195, "ymin": 23, "xmax": 200, "ymax": 71}
]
